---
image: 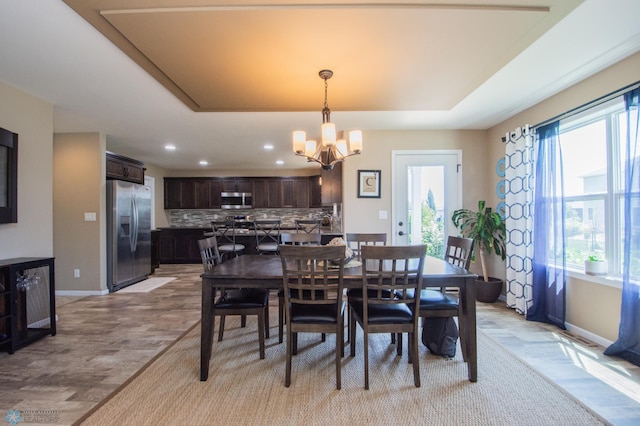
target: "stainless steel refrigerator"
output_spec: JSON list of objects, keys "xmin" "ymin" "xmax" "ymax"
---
[{"xmin": 107, "ymin": 180, "xmax": 152, "ymax": 292}]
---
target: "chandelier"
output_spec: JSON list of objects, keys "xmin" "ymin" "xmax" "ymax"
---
[{"xmin": 292, "ymin": 69, "xmax": 362, "ymax": 170}]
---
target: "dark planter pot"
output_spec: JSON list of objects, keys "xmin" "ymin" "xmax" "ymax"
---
[{"xmin": 475, "ymin": 277, "xmax": 503, "ymax": 303}]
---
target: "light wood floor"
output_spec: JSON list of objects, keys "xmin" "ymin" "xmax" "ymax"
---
[{"xmin": 0, "ymin": 264, "xmax": 638, "ymax": 425}]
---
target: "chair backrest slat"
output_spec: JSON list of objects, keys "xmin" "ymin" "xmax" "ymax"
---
[
  {"xmin": 280, "ymin": 232, "xmax": 321, "ymax": 246},
  {"xmin": 444, "ymin": 236, "xmax": 474, "ymax": 270},
  {"xmin": 346, "ymin": 233, "xmax": 387, "ymax": 259},
  {"xmin": 279, "ymin": 245, "xmax": 345, "ymax": 307},
  {"xmin": 361, "ymin": 245, "xmax": 426, "ymax": 311},
  {"xmin": 198, "ymin": 236, "xmax": 222, "ymax": 271}
]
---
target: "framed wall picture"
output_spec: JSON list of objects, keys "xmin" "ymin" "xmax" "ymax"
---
[{"xmin": 357, "ymin": 170, "xmax": 381, "ymax": 198}]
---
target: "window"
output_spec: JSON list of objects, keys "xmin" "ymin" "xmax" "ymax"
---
[{"xmin": 558, "ymin": 95, "xmax": 634, "ymax": 279}]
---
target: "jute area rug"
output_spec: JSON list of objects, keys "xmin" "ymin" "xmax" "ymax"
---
[{"xmin": 78, "ymin": 316, "xmax": 607, "ymax": 426}]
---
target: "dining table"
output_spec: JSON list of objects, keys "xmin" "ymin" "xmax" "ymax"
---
[{"xmin": 200, "ymin": 254, "xmax": 478, "ymax": 382}]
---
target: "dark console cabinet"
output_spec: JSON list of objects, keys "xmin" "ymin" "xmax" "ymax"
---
[{"xmin": 0, "ymin": 258, "xmax": 56, "ymax": 354}]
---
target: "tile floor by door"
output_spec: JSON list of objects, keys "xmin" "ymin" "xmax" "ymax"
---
[{"xmin": 0, "ymin": 264, "xmax": 638, "ymax": 425}]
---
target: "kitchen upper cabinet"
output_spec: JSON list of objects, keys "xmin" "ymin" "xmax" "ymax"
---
[
  {"xmin": 222, "ymin": 178, "xmax": 252, "ymax": 193},
  {"xmin": 164, "ymin": 178, "xmax": 183, "ymax": 209},
  {"xmin": 164, "ymin": 176, "xmax": 315, "ymax": 209},
  {"xmin": 106, "ymin": 152, "xmax": 145, "ymax": 184},
  {"xmin": 209, "ymin": 179, "xmax": 222, "ymax": 208},
  {"xmin": 164, "ymin": 178, "xmax": 217, "ymax": 209},
  {"xmin": 267, "ymin": 179, "xmax": 282, "ymax": 208},
  {"xmin": 294, "ymin": 178, "xmax": 310, "ymax": 208},
  {"xmin": 309, "ymin": 175, "xmax": 322, "ymax": 208},
  {"xmin": 321, "ymin": 161, "xmax": 342, "ymax": 204},
  {"xmin": 252, "ymin": 178, "xmax": 269, "ymax": 208},
  {"xmin": 280, "ymin": 178, "xmax": 310, "ymax": 208}
]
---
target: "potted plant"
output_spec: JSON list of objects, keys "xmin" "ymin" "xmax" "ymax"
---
[
  {"xmin": 584, "ymin": 255, "xmax": 608, "ymax": 276},
  {"xmin": 452, "ymin": 200, "xmax": 506, "ymax": 303}
]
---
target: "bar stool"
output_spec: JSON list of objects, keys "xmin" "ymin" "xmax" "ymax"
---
[{"xmin": 295, "ymin": 219, "xmax": 321, "ymax": 234}]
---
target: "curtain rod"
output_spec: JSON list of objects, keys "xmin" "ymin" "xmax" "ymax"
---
[
  {"xmin": 533, "ymin": 80, "xmax": 640, "ymax": 129},
  {"xmin": 501, "ymin": 80, "xmax": 640, "ymax": 142}
]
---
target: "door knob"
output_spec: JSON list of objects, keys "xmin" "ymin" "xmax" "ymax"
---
[
  {"xmin": 398, "ymin": 221, "xmax": 404, "ymax": 226},
  {"xmin": 398, "ymin": 231, "xmax": 404, "ymax": 236}
]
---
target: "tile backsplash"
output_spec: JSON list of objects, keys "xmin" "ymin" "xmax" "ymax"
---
[{"xmin": 166, "ymin": 206, "xmax": 342, "ymax": 231}]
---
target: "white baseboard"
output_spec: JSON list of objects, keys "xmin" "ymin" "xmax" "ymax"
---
[{"xmin": 565, "ymin": 322, "xmax": 613, "ymax": 348}]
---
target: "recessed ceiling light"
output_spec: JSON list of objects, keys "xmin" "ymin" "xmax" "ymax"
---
[
  {"xmin": 276, "ymin": 160, "xmax": 284, "ymax": 165},
  {"xmin": 199, "ymin": 160, "xmax": 208, "ymax": 166},
  {"xmin": 264, "ymin": 144, "xmax": 274, "ymax": 150},
  {"xmin": 165, "ymin": 144, "xmax": 176, "ymax": 151}
]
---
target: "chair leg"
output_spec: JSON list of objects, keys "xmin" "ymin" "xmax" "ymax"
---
[
  {"xmin": 285, "ymin": 327, "xmax": 292, "ymax": 387},
  {"xmin": 364, "ymin": 330, "xmax": 370, "ymax": 390},
  {"xmin": 257, "ymin": 310, "xmax": 265, "ymax": 360},
  {"xmin": 391, "ymin": 333, "xmax": 396, "ymax": 344},
  {"xmin": 349, "ymin": 311, "xmax": 357, "ymax": 357},
  {"xmin": 396, "ymin": 333, "xmax": 402, "ymax": 356},
  {"xmin": 336, "ymin": 325, "xmax": 342, "ymax": 390},
  {"xmin": 278, "ymin": 294, "xmax": 284, "ymax": 344},
  {"xmin": 241, "ymin": 315, "xmax": 247, "ymax": 328},
  {"xmin": 293, "ymin": 332, "xmax": 298, "ymax": 355},
  {"xmin": 218, "ymin": 315, "xmax": 226, "ymax": 342},
  {"xmin": 264, "ymin": 301, "xmax": 270, "ymax": 339}
]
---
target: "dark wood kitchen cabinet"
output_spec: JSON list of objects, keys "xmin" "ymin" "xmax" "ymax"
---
[
  {"xmin": 321, "ymin": 161, "xmax": 342, "ymax": 204},
  {"xmin": 164, "ymin": 178, "xmax": 221, "ymax": 209},
  {"xmin": 252, "ymin": 178, "xmax": 269, "ymax": 208},
  {"xmin": 158, "ymin": 228, "xmax": 208, "ymax": 264},
  {"xmin": 164, "ymin": 176, "xmax": 317, "ymax": 209},
  {"xmin": 310, "ymin": 175, "xmax": 322, "ymax": 208},
  {"xmin": 222, "ymin": 178, "xmax": 252, "ymax": 193},
  {"xmin": 0, "ymin": 258, "xmax": 56, "ymax": 354},
  {"xmin": 106, "ymin": 152, "xmax": 145, "ymax": 184}
]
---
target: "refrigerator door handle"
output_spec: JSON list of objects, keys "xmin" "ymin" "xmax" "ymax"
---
[{"xmin": 131, "ymin": 195, "xmax": 138, "ymax": 253}]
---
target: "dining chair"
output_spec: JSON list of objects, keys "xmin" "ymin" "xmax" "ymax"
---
[
  {"xmin": 345, "ymin": 233, "xmax": 389, "ymax": 343},
  {"xmin": 346, "ymin": 233, "xmax": 387, "ymax": 259},
  {"xmin": 279, "ymin": 244, "xmax": 346, "ymax": 389},
  {"xmin": 417, "ymin": 236, "xmax": 474, "ymax": 360},
  {"xmin": 295, "ymin": 219, "xmax": 321, "ymax": 234},
  {"xmin": 349, "ymin": 244, "xmax": 426, "ymax": 390},
  {"xmin": 211, "ymin": 218, "xmax": 245, "ymax": 261},
  {"xmin": 198, "ymin": 237, "xmax": 270, "ymax": 359},
  {"xmin": 277, "ymin": 232, "xmax": 322, "ymax": 343},
  {"xmin": 253, "ymin": 219, "xmax": 281, "ymax": 254}
]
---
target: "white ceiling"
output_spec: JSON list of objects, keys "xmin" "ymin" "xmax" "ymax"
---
[{"xmin": 0, "ymin": 0, "xmax": 639, "ymax": 171}]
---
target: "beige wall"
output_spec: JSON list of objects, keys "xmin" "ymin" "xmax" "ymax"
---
[
  {"xmin": 0, "ymin": 81, "xmax": 53, "ymax": 260},
  {"xmin": 486, "ymin": 51, "xmax": 640, "ymax": 342},
  {"xmin": 53, "ymin": 133, "xmax": 106, "ymax": 292},
  {"xmin": 341, "ymin": 129, "xmax": 490, "ymax": 278}
]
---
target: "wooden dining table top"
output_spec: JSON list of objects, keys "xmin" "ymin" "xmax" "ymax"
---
[{"xmin": 200, "ymin": 254, "xmax": 476, "ymax": 287}]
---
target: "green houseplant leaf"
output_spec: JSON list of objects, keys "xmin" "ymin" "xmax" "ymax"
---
[{"xmin": 452, "ymin": 200, "xmax": 506, "ymax": 282}]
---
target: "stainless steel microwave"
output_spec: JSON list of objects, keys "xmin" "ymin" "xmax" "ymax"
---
[{"xmin": 220, "ymin": 192, "xmax": 252, "ymax": 209}]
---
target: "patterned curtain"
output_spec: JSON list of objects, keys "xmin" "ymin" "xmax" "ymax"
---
[{"xmin": 504, "ymin": 126, "xmax": 535, "ymax": 314}]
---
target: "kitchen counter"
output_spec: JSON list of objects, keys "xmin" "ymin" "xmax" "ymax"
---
[{"xmin": 158, "ymin": 227, "xmax": 344, "ymax": 264}]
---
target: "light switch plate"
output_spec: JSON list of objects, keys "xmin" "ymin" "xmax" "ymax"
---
[
  {"xmin": 84, "ymin": 212, "xmax": 97, "ymax": 221},
  {"xmin": 379, "ymin": 210, "xmax": 388, "ymax": 219}
]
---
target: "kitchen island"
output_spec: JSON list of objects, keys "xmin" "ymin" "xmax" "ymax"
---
[{"xmin": 158, "ymin": 227, "xmax": 343, "ymax": 264}]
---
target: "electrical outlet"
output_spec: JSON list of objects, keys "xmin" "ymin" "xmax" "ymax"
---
[{"xmin": 73, "ymin": 269, "xmax": 80, "ymax": 278}]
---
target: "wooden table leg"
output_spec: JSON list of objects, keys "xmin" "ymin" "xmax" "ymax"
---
[
  {"xmin": 462, "ymin": 276, "xmax": 478, "ymax": 382},
  {"xmin": 200, "ymin": 278, "xmax": 213, "ymax": 381}
]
